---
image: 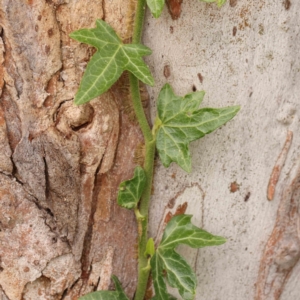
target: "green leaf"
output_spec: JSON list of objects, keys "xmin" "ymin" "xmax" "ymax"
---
[
  {"xmin": 117, "ymin": 166, "xmax": 146, "ymax": 209},
  {"xmin": 200, "ymin": 0, "xmax": 226, "ymax": 7},
  {"xmin": 160, "ymin": 215, "xmax": 226, "ymax": 249},
  {"xmin": 70, "ymin": 20, "xmax": 154, "ymax": 105},
  {"xmin": 145, "ymin": 238, "xmax": 155, "ymax": 257},
  {"xmin": 150, "ymin": 214, "xmax": 225, "ymax": 300},
  {"xmin": 146, "ymin": 0, "xmax": 165, "ymax": 18},
  {"xmin": 79, "ymin": 275, "xmax": 129, "ymax": 300},
  {"xmin": 154, "ymin": 83, "xmax": 240, "ymax": 172},
  {"xmin": 216, "ymin": 0, "xmax": 226, "ymax": 6}
]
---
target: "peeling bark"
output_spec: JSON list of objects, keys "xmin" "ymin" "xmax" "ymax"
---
[
  {"xmin": 0, "ymin": 0, "xmax": 141, "ymax": 299},
  {"xmin": 256, "ymin": 158, "xmax": 300, "ymax": 300}
]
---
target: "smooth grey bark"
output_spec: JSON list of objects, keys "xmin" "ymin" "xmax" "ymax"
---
[{"xmin": 144, "ymin": 1, "xmax": 300, "ymax": 299}]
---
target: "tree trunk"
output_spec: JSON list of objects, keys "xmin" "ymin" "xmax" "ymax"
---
[
  {"xmin": 1, "ymin": 0, "xmax": 300, "ymax": 300},
  {"xmin": 144, "ymin": 1, "xmax": 300, "ymax": 299},
  {"xmin": 0, "ymin": 1, "xmax": 142, "ymax": 299}
]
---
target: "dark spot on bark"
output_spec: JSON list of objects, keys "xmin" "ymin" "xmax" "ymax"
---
[
  {"xmin": 170, "ymin": 26, "xmax": 174, "ymax": 34},
  {"xmin": 197, "ymin": 73, "xmax": 204, "ymax": 83},
  {"xmin": 230, "ymin": 0, "xmax": 238, "ymax": 7},
  {"xmin": 48, "ymin": 28, "xmax": 54, "ymax": 37},
  {"xmin": 163, "ymin": 65, "xmax": 171, "ymax": 79},
  {"xmin": 167, "ymin": 197, "xmax": 176, "ymax": 209},
  {"xmin": 166, "ymin": 0, "xmax": 183, "ymax": 20},
  {"xmin": 249, "ymin": 92, "xmax": 253, "ymax": 97},
  {"xmin": 34, "ymin": 260, "xmax": 39, "ymax": 266},
  {"xmin": 284, "ymin": 0, "xmax": 291, "ymax": 10},
  {"xmin": 0, "ymin": 266, "xmax": 3, "ymax": 272},
  {"xmin": 230, "ymin": 181, "xmax": 240, "ymax": 193},
  {"xmin": 259, "ymin": 24, "xmax": 264, "ymax": 35},
  {"xmin": 52, "ymin": 237, "xmax": 57, "ymax": 243},
  {"xmin": 192, "ymin": 85, "xmax": 197, "ymax": 92},
  {"xmin": 244, "ymin": 192, "xmax": 251, "ymax": 202},
  {"xmin": 65, "ymin": 132, "xmax": 72, "ymax": 139},
  {"xmin": 45, "ymin": 45, "xmax": 50, "ymax": 55},
  {"xmin": 38, "ymin": 15, "xmax": 42, "ymax": 21},
  {"xmin": 35, "ymin": 25, "xmax": 39, "ymax": 32},
  {"xmin": 45, "ymin": 208, "xmax": 54, "ymax": 217},
  {"xmin": 23, "ymin": 266, "xmax": 30, "ymax": 272},
  {"xmin": 233, "ymin": 26, "xmax": 237, "ymax": 36},
  {"xmin": 44, "ymin": 96, "xmax": 53, "ymax": 108}
]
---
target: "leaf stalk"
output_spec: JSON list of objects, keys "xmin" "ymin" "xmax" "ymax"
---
[{"xmin": 130, "ymin": 1, "xmax": 156, "ymax": 299}]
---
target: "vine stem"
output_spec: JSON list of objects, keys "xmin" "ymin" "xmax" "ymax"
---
[{"xmin": 129, "ymin": 0, "xmax": 155, "ymax": 299}]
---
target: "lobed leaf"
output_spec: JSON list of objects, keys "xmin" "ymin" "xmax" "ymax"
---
[
  {"xmin": 146, "ymin": 0, "xmax": 165, "ymax": 18},
  {"xmin": 70, "ymin": 20, "xmax": 154, "ymax": 105},
  {"xmin": 160, "ymin": 214, "xmax": 226, "ymax": 249},
  {"xmin": 117, "ymin": 166, "xmax": 146, "ymax": 209},
  {"xmin": 79, "ymin": 276, "xmax": 129, "ymax": 300},
  {"xmin": 154, "ymin": 83, "xmax": 240, "ymax": 172},
  {"xmin": 150, "ymin": 214, "xmax": 226, "ymax": 299}
]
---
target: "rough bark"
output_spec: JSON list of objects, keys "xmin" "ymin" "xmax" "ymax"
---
[{"xmin": 0, "ymin": 0, "xmax": 141, "ymax": 299}]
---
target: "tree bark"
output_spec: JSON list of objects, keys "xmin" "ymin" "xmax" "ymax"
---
[
  {"xmin": 1, "ymin": 0, "xmax": 300, "ymax": 300},
  {"xmin": 0, "ymin": 1, "xmax": 142, "ymax": 299},
  {"xmin": 144, "ymin": 1, "xmax": 300, "ymax": 299}
]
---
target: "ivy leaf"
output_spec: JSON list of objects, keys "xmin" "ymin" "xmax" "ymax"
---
[
  {"xmin": 154, "ymin": 83, "xmax": 240, "ymax": 172},
  {"xmin": 159, "ymin": 214, "xmax": 226, "ymax": 249},
  {"xmin": 151, "ymin": 215, "xmax": 225, "ymax": 300},
  {"xmin": 70, "ymin": 20, "xmax": 154, "ymax": 105},
  {"xmin": 146, "ymin": 0, "xmax": 165, "ymax": 18},
  {"xmin": 117, "ymin": 166, "xmax": 146, "ymax": 209},
  {"xmin": 200, "ymin": 0, "xmax": 226, "ymax": 7},
  {"xmin": 79, "ymin": 275, "xmax": 129, "ymax": 300}
]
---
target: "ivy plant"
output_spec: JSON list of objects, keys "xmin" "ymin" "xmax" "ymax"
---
[
  {"xmin": 150, "ymin": 215, "xmax": 225, "ymax": 299},
  {"xmin": 70, "ymin": 19, "xmax": 154, "ymax": 105},
  {"xmin": 71, "ymin": 0, "xmax": 238, "ymax": 299}
]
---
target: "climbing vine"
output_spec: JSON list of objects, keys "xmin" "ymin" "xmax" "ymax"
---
[{"xmin": 70, "ymin": 1, "xmax": 239, "ymax": 299}]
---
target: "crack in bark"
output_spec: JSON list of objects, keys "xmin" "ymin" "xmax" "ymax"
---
[
  {"xmin": 0, "ymin": 284, "xmax": 10, "ymax": 300},
  {"xmin": 102, "ymin": 0, "xmax": 106, "ymax": 21},
  {"xmin": 53, "ymin": 98, "xmax": 73, "ymax": 124},
  {"xmin": 43, "ymin": 156, "xmax": 50, "ymax": 201},
  {"xmin": 80, "ymin": 159, "xmax": 104, "ymax": 280},
  {"xmin": 61, "ymin": 277, "xmax": 81, "ymax": 300}
]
